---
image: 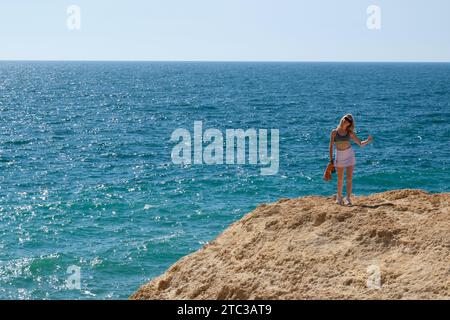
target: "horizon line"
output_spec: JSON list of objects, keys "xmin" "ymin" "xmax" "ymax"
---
[{"xmin": 0, "ymin": 59, "xmax": 449, "ymax": 63}]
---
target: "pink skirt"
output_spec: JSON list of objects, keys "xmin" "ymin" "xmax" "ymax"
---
[{"xmin": 334, "ymin": 147, "xmax": 356, "ymax": 168}]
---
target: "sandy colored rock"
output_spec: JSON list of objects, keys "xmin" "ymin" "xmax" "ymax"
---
[{"xmin": 131, "ymin": 189, "xmax": 450, "ymax": 300}]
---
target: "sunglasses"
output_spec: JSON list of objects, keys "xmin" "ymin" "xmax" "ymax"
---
[{"xmin": 344, "ymin": 117, "xmax": 353, "ymax": 124}]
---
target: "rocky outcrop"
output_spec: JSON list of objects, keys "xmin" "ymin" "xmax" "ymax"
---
[{"xmin": 131, "ymin": 190, "xmax": 450, "ymax": 300}]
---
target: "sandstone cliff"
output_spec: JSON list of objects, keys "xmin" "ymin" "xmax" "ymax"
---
[{"xmin": 131, "ymin": 190, "xmax": 449, "ymax": 300}]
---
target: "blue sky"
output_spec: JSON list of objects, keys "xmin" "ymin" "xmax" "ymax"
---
[{"xmin": 0, "ymin": 0, "xmax": 449, "ymax": 61}]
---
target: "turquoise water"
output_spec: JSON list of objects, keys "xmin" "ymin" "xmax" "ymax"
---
[{"xmin": 0, "ymin": 62, "xmax": 449, "ymax": 299}]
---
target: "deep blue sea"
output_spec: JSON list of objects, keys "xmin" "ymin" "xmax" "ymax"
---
[{"xmin": 0, "ymin": 62, "xmax": 449, "ymax": 299}]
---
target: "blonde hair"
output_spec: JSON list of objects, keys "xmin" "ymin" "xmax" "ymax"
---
[{"xmin": 337, "ymin": 114, "xmax": 355, "ymax": 133}]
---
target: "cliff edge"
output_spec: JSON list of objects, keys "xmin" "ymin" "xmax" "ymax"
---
[{"xmin": 131, "ymin": 189, "xmax": 449, "ymax": 300}]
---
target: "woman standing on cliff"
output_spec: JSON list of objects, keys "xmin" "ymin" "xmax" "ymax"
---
[{"xmin": 329, "ymin": 114, "xmax": 373, "ymax": 206}]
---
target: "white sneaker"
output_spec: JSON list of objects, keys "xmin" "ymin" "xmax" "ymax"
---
[
  {"xmin": 344, "ymin": 196, "xmax": 352, "ymax": 206},
  {"xmin": 336, "ymin": 196, "xmax": 343, "ymax": 205}
]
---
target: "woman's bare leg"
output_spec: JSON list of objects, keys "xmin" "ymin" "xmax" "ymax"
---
[
  {"xmin": 346, "ymin": 165, "xmax": 354, "ymax": 200},
  {"xmin": 337, "ymin": 167, "xmax": 344, "ymax": 199}
]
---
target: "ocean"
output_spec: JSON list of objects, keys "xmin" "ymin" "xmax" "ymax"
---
[{"xmin": 0, "ymin": 62, "xmax": 449, "ymax": 299}]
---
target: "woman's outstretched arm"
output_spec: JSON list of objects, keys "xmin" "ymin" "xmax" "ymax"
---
[{"xmin": 350, "ymin": 132, "xmax": 373, "ymax": 147}]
